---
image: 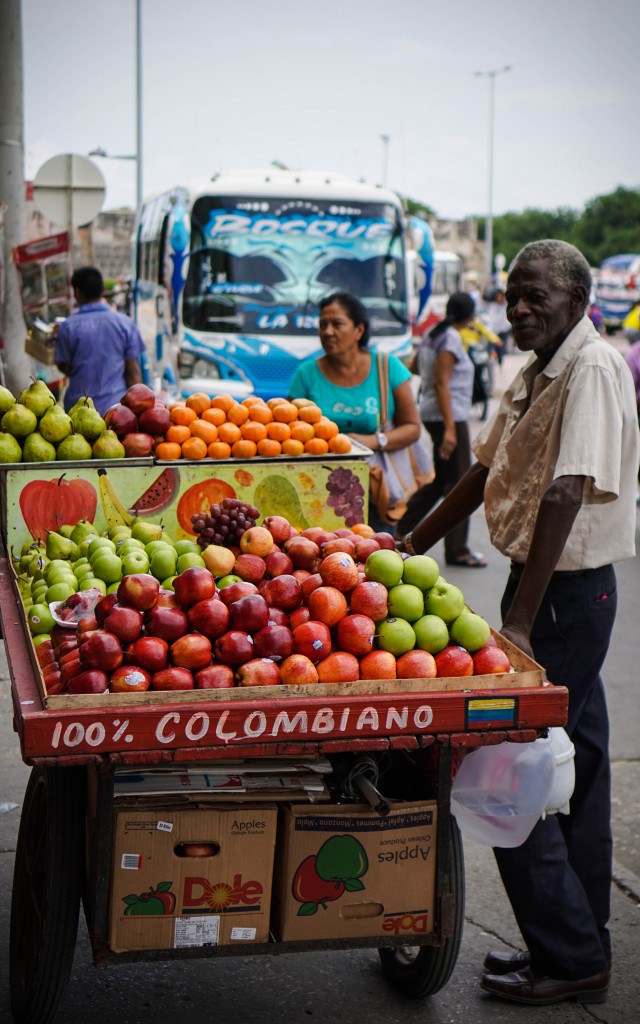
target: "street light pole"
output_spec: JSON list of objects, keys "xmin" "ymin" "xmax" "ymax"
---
[
  {"xmin": 135, "ymin": 0, "xmax": 143, "ymax": 212},
  {"xmin": 380, "ymin": 134, "xmax": 390, "ymax": 188},
  {"xmin": 474, "ymin": 65, "xmax": 511, "ymax": 283}
]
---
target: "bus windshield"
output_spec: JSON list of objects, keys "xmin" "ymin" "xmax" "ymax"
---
[{"xmin": 182, "ymin": 195, "xmax": 408, "ymax": 337}]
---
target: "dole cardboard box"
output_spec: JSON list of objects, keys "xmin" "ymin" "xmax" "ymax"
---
[
  {"xmin": 272, "ymin": 801, "xmax": 437, "ymax": 942},
  {"xmin": 109, "ymin": 803, "xmax": 277, "ymax": 952}
]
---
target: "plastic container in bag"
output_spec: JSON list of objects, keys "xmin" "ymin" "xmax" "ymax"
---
[
  {"xmin": 450, "ymin": 739, "xmax": 556, "ymax": 848},
  {"xmin": 539, "ymin": 727, "xmax": 575, "ymax": 816}
]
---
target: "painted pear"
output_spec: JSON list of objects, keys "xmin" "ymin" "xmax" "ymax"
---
[
  {"xmin": 45, "ymin": 531, "xmax": 79, "ymax": 561},
  {"xmin": 56, "ymin": 433, "xmax": 93, "ymax": 461},
  {"xmin": 22, "ymin": 431, "xmax": 56, "ymax": 462},
  {"xmin": 19, "ymin": 378, "xmax": 55, "ymax": 419},
  {"xmin": 39, "ymin": 405, "xmax": 72, "ymax": 445},
  {"xmin": 92, "ymin": 430, "xmax": 125, "ymax": 459},
  {"xmin": 0, "ymin": 432, "xmax": 23, "ymax": 463},
  {"xmin": 0, "ymin": 385, "xmax": 16, "ymax": 414},
  {"xmin": 70, "ymin": 404, "xmax": 106, "ymax": 443},
  {"xmin": 1, "ymin": 403, "xmax": 37, "ymax": 438}
]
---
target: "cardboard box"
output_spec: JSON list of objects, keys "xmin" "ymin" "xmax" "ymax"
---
[
  {"xmin": 109, "ymin": 803, "xmax": 277, "ymax": 952},
  {"xmin": 272, "ymin": 801, "xmax": 437, "ymax": 942}
]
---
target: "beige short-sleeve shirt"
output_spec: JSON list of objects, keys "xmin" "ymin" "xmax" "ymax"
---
[{"xmin": 472, "ymin": 316, "xmax": 639, "ymax": 570}]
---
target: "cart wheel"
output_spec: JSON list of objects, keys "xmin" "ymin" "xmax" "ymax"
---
[
  {"xmin": 378, "ymin": 818, "xmax": 465, "ymax": 998},
  {"xmin": 10, "ymin": 766, "xmax": 85, "ymax": 1024}
]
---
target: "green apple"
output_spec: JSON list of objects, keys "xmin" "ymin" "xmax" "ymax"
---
[
  {"xmin": 88, "ymin": 537, "xmax": 116, "ymax": 560},
  {"xmin": 121, "ymin": 550, "xmax": 151, "ymax": 576},
  {"xmin": 176, "ymin": 552, "xmax": 206, "ymax": 573},
  {"xmin": 79, "ymin": 577, "xmax": 107, "ymax": 595},
  {"xmin": 413, "ymin": 614, "xmax": 450, "ymax": 654},
  {"xmin": 216, "ymin": 574, "xmax": 243, "ymax": 589},
  {"xmin": 145, "ymin": 539, "xmax": 175, "ymax": 558},
  {"xmin": 46, "ymin": 581, "xmax": 77, "ymax": 603},
  {"xmin": 28, "ymin": 603, "xmax": 55, "ymax": 635},
  {"xmin": 74, "ymin": 564, "xmax": 96, "ymax": 582},
  {"xmin": 376, "ymin": 617, "xmax": 416, "ymax": 656},
  {"xmin": 72, "ymin": 557, "xmax": 90, "ymax": 572},
  {"xmin": 32, "ymin": 632, "xmax": 52, "ymax": 647},
  {"xmin": 402, "ymin": 554, "xmax": 440, "ymax": 591},
  {"xmin": 160, "ymin": 576, "xmax": 176, "ymax": 591},
  {"xmin": 91, "ymin": 552, "xmax": 123, "ymax": 584},
  {"xmin": 116, "ymin": 538, "xmax": 147, "ymax": 557},
  {"xmin": 45, "ymin": 568, "xmax": 77, "ymax": 589},
  {"xmin": 365, "ymin": 549, "xmax": 404, "ymax": 588},
  {"xmin": 423, "ymin": 580, "xmax": 465, "ymax": 623},
  {"xmin": 149, "ymin": 548, "xmax": 178, "ymax": 580},
  {"xmin": 31, "ymin": 582, "xmax": 49, "ymax": 603},
  {"xmin": 108, "ymin": 525, "xmax": 132, "ymax": 541},
  {"xmin": 173, "ymin": 539, "xmax": 201, "ymax": 557},
  {"xmin": 387, "ymin": 583, "xmax": 424, "ymax": 623},
  {"xmin": 106, "ymin": 581, "xmax": 121, "ymax": 594},
  {"xmin": 77, "ymin": 535, "xmax": 100, "ymax": 557},
  {"xmin": 449, "ymin": 610, "xmax": 491, "ymax": 652}
]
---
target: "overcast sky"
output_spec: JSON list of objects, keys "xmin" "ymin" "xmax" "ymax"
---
[{"xmin": 22, "ymin": 0, "xmax": 640, "ymax": 220}]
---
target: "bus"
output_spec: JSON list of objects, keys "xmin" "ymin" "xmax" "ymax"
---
[
  {"xmin": 412, "ymin": 249, "xmax": 464, "ymax": 336},
  {"xmin": 132, "ymin": 169, "xmax": 435, "ymax": 400}
]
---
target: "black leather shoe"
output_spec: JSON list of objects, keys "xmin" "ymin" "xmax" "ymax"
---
[
  {"xmin": 481, "ymin": 967, "xmax": 610, "ymax": 1005},
  {"xmin": 483, "ymin": 949, "xmax": 530, "ymax": 975}
]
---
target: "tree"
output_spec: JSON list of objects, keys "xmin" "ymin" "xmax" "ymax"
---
[{"xmin": 573, "ymin": 187, "xmax": 640, "ymax": 265}]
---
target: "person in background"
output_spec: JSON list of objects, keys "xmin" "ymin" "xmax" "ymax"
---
[
  {"xmin": 482, "ymin": 286, "xmax": 511, "ymax": 364},
  {"xmin": 623, "ymin": 338, "xmax": 640, "ymax": 487},
  {"xmin": 55, "ymin": 266, "xmax": 144, "ymax": 416},
  {"xmin": 287, "ymin": 291, "xmax": 421, "ymax": 533},
  {"xmin": 395, "ymin": 291, "xmax": 487, "ymax": 567},
  {"xmin": 399, "ymin": 239, "xmax": 639, "ymax": 1007}
]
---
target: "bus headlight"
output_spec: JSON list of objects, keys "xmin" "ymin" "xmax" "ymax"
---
[{"xmin": 193, "ymin": 359, "xmax": 221, "ymax": 379}]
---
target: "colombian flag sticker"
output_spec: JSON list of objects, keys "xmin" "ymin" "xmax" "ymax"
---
[{"xmin": 465, "ymin": 696, "xmax": 517, "ymax": 730}]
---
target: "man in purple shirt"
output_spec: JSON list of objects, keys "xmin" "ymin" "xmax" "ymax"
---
[{"xmin": 55, "ymin": 266, "xmax": 144, "ymax": 415}]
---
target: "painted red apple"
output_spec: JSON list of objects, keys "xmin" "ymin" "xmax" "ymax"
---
[
  {"xmin": 219, "ymin": 581, "xmax": 259, "ymax": 606},
  {"xmin": 233, "ymin": 553, "xmax": 267, "ymax": 584},
  {"xmin": 104, "ymin": 403, "xmax": 139, "ymax": 438},
  {"xmin": 292, "ymin": 620, "xmax": 332, "ymax": 662},
  {"xmin": 122, "ymin": 432, "xmax": 155, "ymax": 458},
  {"xmin": 359, "ymin": 650, "xmax": 397, "ymax": 680},
  {"xmin": 307, "ymin": 586, "xmax": 348, "ymax": 628},
  {"xmin": 252, "ymin": 623, "xmax": 294, "ymax": 662},
  {"xmin": 283, "ymin": 536, "xmax": 320, "ymax": 570},
  {"xmin": 317, "ymin": 651, "xmax": 360, "ymax": 684},
  {"xmin": 151, "ymin": 666, "xmax": 195, "ymax": 691},
  {"xmin": 67, "ymin": 669, "xmax": 109, "ymax": 694},
  {"xmin": 213, "ymin": 630, "xmax": 255, "ymax": 668},
  {"xmin": 292, "ymin": 855, "xmax": 346, "ymax": 907},
  {"xmin": 195, "ymin": 664, "xmax": 235, "ymax": 689},
  {"xmin": 473, "ymin": 644, "xmax": 512, "ymax": 675},
  {"xmin": 103, "ymin": 604, "xmax": 144, "ymax": 644},
  {"xmin": 261, "ymin": 515, "xmax": 291, "ymax": 545},
  {"xmin": 109, "ymin": 664, "xmax": 152, "ymax": 693},
  {"xmin": 236, "ymin": 658, "xmax": 281, "ymax": 687},
  {"xmin": 318, "ymin": 551, "xmax": 359, "ymax": 592},
  {"xmin": 125, "ymin": 636, "xmax": 169, "ymax": 672},
  {"xmin": 121, "ymin": 382, "xmax": 156, "ymax": 415},
  {"xmin": 279, "ymin": 654, "xmax": 319, "ymax": 686},
  {"xmin": 117, "ymin": 574, "xmax": 160, "ymax": 612},
  {"xmin": 261, "ymin": 574, "xmax": 303, "ymax": 611},
  {"xmin": 170, "ymin": 634, "xmax": 212, "ymax": 670},
  {"xmin": 434, "ymin": 645, "xmax": 474, "ymax": 677},
  {"xmin": 336, "ymin": 614, "xmax": 376, "ymax": 657},
  {"xmin": 186, "ymin": 598, "xmax": 229, "ymax": 640},
  {"xmin": 264, "ymin": 549, "xmax": 294, "ymax": 577},
  {"xmin": 396, "ymin": 649, "xmax": 437, "ymax": 679},
  {"xmin": 173, "ymin": 566, "xmax": 216, "ymax": 607},
  {"xmin": 79, "ymin": 630, "xmax": 124, "ymax": 671},
  {"xmin": 228, "ymin": 593, "xmax": 269, "ymax": 632},
  {"xmin": 350, "ymin": 580, "xmax": 388, "ymax": 621},
  {"xmin": 145, "ymin": 604, "xmax": 190, "ymax": 643}
]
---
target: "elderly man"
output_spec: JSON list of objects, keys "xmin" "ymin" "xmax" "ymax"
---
[{"xmin": 399, "ymin": 240, "xmax": 638, "ymax": 1006}]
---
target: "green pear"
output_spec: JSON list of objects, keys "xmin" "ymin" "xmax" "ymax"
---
[
  {"xmin": 0, "ymin": 385, "xmax": 16, "ymax": 414},
  {"xmin": 70, "ymin": 519, "xmax": 96, "ymax": 545},
  {"xmin": 1, "ymin": 404, "xmax": 37, "ymax": 438},
  {"xmin": 131, "ymin": 520, "xmax": 165, "ymax": 544},
  {"xmin": 39, "ymin": 406, "xmax": 72, "ymax": 445},
  {"xmin": 70, "ymin": 404, "xmax": 106, "ymax": 443},
  {"xmin": 45, "ymin": 531, "xmax": 78, "ymax": 561},
  {"xmin": 22, "ymin": 431, "xmax": 56, "ymax": 462},
  {"xmin": 92, "ymin": 430, "xmax": 125, "ymax": 459},
  {"xmin": 68, "ymin": 394, "xmax": 95, "ymax": 414},
  {"xmin": 19, "ymin": 379, "xmax": 56, "ymax": 419},
  {"xmin": 58, "ymin": 524, "xmax": 75, "ymax": 539},
  {"xmin": 56, "ymin": 433, "xmax": 93, "ymax": 461},
  {"xmin": 0, "ymin": 432, "xmax": 22, "ymax": 462}
]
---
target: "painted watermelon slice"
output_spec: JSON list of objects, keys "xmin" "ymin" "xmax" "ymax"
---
[{"xmin": 129, "ymin": 467, "xmax": 180, "ymax": 516}]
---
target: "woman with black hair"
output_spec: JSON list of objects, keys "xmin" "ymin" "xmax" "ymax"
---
[{"xmin": 396, "ymin": 291, "xmax": 487, "ymax": 566}]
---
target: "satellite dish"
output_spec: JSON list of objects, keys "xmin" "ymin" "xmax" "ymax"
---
[{"xmin": 33, "ymin": 154, "xmax": 106, "ymax": 230}]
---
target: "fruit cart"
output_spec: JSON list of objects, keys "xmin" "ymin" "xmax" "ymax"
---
[{"xmin": 1, "ymin": 455, "xmax": 569, "ymax": 1024}]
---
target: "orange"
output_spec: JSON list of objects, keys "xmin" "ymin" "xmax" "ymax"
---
[
  {"xmin": 210, "ymin": 393, "xmax": 236, "ymax": 412},
  {"xmin": 166, "ymin": 424, "xmax": 192, "ymax": 445},
  {"xmin": 266, "ymin": 421, "xmax": 291, "ymax": 442},
  {"xmin": 304, "ymin": 437, "xmax": 329, "ymax": 455},
  {"xmin": 241, "ymin": 395, "xmax": 265, "ymax": 407},
  {"xmin": 170, "ymin": 405, "xmax": 197, "ymax": 426},
  {"xmin": 257, "ymin": 437, "xmax": 282, "ymax": 457},
  {"xmin": 246, "ymin": 402, "xmax": 273, "ymax": 424},
  {"xmin": 314, "ymin": 417, "xmax": 339, "ymax": 440},
  {"xmin": 281, "ymin": 438, "xmax": 305, "ymax": 456},
  {"xmin": 207, "ymin": 440, "xmax": 232, "ymax": 459},
  {"xmin": 226, "ymin": 402, "xmax": 250, "ymax": 426},
  {"xmin": 291, "ymin": 397, "xmax": 315, "ymax": 409},
  {"xmin": 190, "ymin": 419, "xmax": 218, "ymax": 444},
  {"xmin": 328, "ymin": 433, "xmax": 352, "ymax": 454},
  {"xmin": 155, "ymin": 441, "xmax": 182, "ymax": 461},
  {"xmin": 181, "ymin": 436, "xmax": 208, "ymax": 460},
  {"xmin": 351, "ymin": 522, "xmax": 375, "ymax": 537},
  {"xmin": 272, "ymin": 401, "xmax": 299, "ymax": 423},
  {"xmin": 298, "ymin": 404, "xmax": 322, "ymax": 424},
  {"xmin": 185, "ymin": 392, "xmax": 212, "ymax": 415},
  {"xmin": 201, "ymin": 406, "xmax": 226, "ymax": 426},
  {"xmin": 266, "ymin": 396, "xmax": 287, "ymax": 409},
  {"xmin": 289, "ymin": 420, "xmax": 315, "ymax": 443},
  {"xmin": 231, "ymin": 439, "xmax": 257, "ymax": 459},
  {"xmin": 217, "ymin": 421, "xmax": 242, "ymax": 445},
  {"xmin": 241, "ymin": 420, "xmax": 268, "ymax": 443}
]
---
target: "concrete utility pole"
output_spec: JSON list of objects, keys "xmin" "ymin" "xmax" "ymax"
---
[{"xmin": 0, "ymin": 0, "xmax": 31, "ymax": 393}]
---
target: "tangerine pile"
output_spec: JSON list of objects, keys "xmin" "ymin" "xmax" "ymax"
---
[{"xmin": 154, "ymin": 393, "xmax": 353, "ymax": 461}]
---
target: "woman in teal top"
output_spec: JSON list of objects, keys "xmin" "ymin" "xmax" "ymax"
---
[{"xmin": 288, "ymin": 292, "xmax": 421, "ymax": 531}]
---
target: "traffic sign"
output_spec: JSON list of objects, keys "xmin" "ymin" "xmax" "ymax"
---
[{"xmin": 33, "ymin": 154, "xmax": 105, "ymax": 230}]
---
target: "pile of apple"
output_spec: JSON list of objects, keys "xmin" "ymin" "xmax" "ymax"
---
[
  {"xmin": 34, "ymin": 516, "xmax": 510, "ymax": 698},
  {"xmin": 103, "ymin": 383, "xmax": 171, "ymax": 458}
]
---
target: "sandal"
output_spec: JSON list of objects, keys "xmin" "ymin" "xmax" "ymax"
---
[{"xmin": 445, "ymin": 551, "xmax": 488, "ymax": 568}]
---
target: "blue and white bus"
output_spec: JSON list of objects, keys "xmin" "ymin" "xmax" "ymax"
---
[{"xmin": 133, "ymin": 169, "xmax": 435, "ymax": 399}]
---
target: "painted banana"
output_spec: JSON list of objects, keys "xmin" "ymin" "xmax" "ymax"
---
[{"xmin": 98, "ymin": 469, "xmax": 135, "ymax": 528}]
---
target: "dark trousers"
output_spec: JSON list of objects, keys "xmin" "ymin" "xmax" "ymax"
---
[
  {"xmin": 494, "ymin": 563, "xmax": 617, "ymax": 980},
  {"xmin": 395, "ymin": 420, "xmax": 471, "ymax": 561}
]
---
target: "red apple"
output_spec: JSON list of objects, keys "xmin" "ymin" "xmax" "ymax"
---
[
  {"xmin": 279, "ymin": 653, "xmax": 319, "ymax": 686},
  {"xmin": 228, "ymin": 593, "xmax": 269, "ymax": 633},
  {"xmin": 396, "ymin": 649, "xmax": 437, "ymax": 679},
  {"xmin": 236, "ymin": 658, "xmax": 281, "ymax": 687},
  {"xmin": 186, "ymin": 598, "xmax": 229, "ymax": 640},
  {"xmin": 371, "ymin": 531, "xmax": 397, "ymax": 550},
  {"xmin": 434, "ymin": 645, "xmax": 474, "ymax": 677},
  {"xmin": 104, "ymin": 403, "xmax": 138, "ymax": 438},
  {"xmin": 79, "ymin": 630, "xmax": 124, "ymax": 671},
  {"xmin": 266, "ymin": 607, "xmax": 289, "ymax": 627},
  {"xmin": 333, "ymin": 528, "xmax": 358, "ymax": 540},
  {"xmin": 288, "ymin": 606, "xmax": 310, "ymax": 630},
  {"xmin": 252, "ymin": 624, "xmax": 294, "ymax": 662},
  {"xmin": 117, "ymin": 574, "xmax": 160, "ymax": 612},
  {"xmin": 219, "ymin": 581, "xmax": 259, "ymax": 606},
  {"xmin": 354, "ymin": 538, "xmax": 381, "ymax": 562},
  {"xmin": 77, "ymin": 614, "xmax": 99, "ymax": 634},
  {"xmin": 145, "ymin": 604, "xmax": 190, "ymax": 643},
  {"xmin": 122, "ymin": 432, "xmax": 155, "ymax": 458},
  {"xmin": 300, "ymin": 572, "xmax": 324, "ymax": 601},
  {"xmin": 126, "ymin": 636, "xmax": 169, "ymax": 672},
  {"xmin": 58, "ymin": 644, "xmax": 80, "ymax": 664},
  {"xmin": 233, "ymin": 553, "xmax": 267, "ymax": 584},
  {"xmin": 67, "ymin": 669, "xmax": 109, "ymax": 694},
  {"xmin": 321, "ymin": 538, "xmax": 356, "ymax": 558},
  {"xmin": 170, "ymin": 634, "xmax": 212, "ymax": 670},
  {"xmin": 261, "ymin": 515, "xmax": 292, "ymax": 545},
  {"xmin": 156, "ymin": 588, "xmax": 178, "ymax": 608},
  {"xmin": 350, "ymin": 580, "xmax": 388, "ymax": 621},
  {"xmin": 76, "ymin": 631, "xmax": 98, "ymax": 647},
  {"xmin": 318, "ymin": 551, "xmax": 359, "ymax": 592},
  {"xmin": 151, "ymin": 666, "xmax": 195, "ymax": 691},
  {"xmin": 138, "ymin": 404, "xmax": 171, "ymax": 436},
  {"xmin": 61, "ymin": 659, "xmax": 85, "ymax": 685},
  {"xmin": 307, "ymin": 586, "xmax": 348, "ymax": 628},
  {"xmin": 109, "ymin": 664, "xmax": 151, "ymax": 693},
  {"xmin": 239, "ymin": 525, "xmax": 274, "ymax": 557},
  {"xmin": 292, "ymin": 568, "xmax": 313, "ymax": 584},
  {"xmin": 264, "ymin": 549, "xmax": 294, "ymax": 577},
  {"xmin": 213, "ymin": 630, "xmax": 255, "ymax": 668},
  {"xmin": 317, "ymin": 651, "xmax": 360, "ymax": 684},
  {"xmin": 173, "ymin": 566, "xmax": 216, "ymax": 607},
  {"xmin": 103, "ymin": 604, "xmax": 144, "ymax": 644},
  {"xmin": 359, "ymin": 650, "xmax": 397, "ymax": 680},
  {"xmin": 473, "ymin": 644, "xmax": 512, "ymax": 675},
  {"xmin": 43, "ymin": 670, "xmax": 63, "ymax": 692},
  {"xmin": 283, "ymin": 536, "xmax": 320, "ymax": 570},
  {"xmin": 261, "ymin": 574, "xmax": 303, "ymax": 612},
  {"xmin": 195, "ymin": 664, "xmax": 235, "ymax": 689},
  {"xmin": 292, "ymin": 620, "xmax": 332, "ymax": 662},
  {"xmin": 300, "ymin": 526, "xmax": 332, "ymax": 543},
  {"xmin": 95, "ymin": 592, "xmax": 119, "ymax": 625},
  {"xmin": 336, "ymin": 614, "xmax": 376, "ymax": 657},
  {"xmin": 37, "ymin": 648, "xmax": 57, "ymax": 669},
  {"xmin": 121, "ymin": 382, "xmax": 156, "ymax": 415}
]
